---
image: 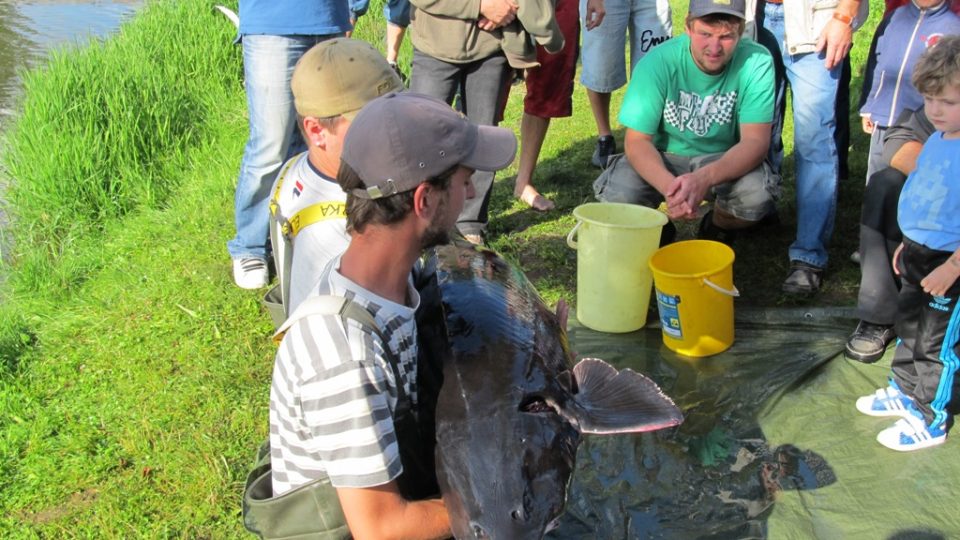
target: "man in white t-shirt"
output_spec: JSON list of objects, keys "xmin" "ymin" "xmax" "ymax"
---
[
  {"xmin": 270, "ymin": 92, "xmax": 517, "ymax": 537},
  {"xmin": 269, "ymin": 38, "xmax": 403, "ymax": 317}
]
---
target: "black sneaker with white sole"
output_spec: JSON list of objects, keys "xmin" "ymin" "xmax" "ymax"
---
[
  {"xmin": 591, "ymin": 135, "xmax": 616, "ymax": 169},
  {"xmin": 845, "ymin": 320, "xmax": 896, "ymax": 363}
]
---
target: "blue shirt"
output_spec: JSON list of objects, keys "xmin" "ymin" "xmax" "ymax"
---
[
  {"xmin": 238, "ymin": 0, "xmax": 365, "ymax": 36},
  {"xmin": 898, "ymin": 132, "xmax": 960, "ymax": 252}
]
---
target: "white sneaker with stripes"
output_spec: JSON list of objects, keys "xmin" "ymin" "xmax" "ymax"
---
[
  {"xmin": 855, "ymin": 385, "xmax": 915, "ymax": 419},
  {"xmin": 233, "ymin": 257, "xmax": 268, "ymax": 290}
]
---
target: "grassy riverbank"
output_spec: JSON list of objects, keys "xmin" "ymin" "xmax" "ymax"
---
[{"xmin": 0, "ymin": 0, "xmax": 880, "ymax": 536}]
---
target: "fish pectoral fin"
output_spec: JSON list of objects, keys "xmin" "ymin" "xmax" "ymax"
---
[{"xmin": 569, "ymin": 358, "xmax": 683, "ymax": 435}]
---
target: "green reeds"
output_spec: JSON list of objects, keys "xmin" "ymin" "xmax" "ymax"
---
[{"xmin": 1, "ymin": 0, "xmax": 241, "ymax": 292}]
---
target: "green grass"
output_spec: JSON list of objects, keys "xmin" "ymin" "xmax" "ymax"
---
[
  {"xmin": 1, "ymin": 0, "xmax": 242, "ymax": 296},
  {"xmin": 0, "ymin": 0, "xmax": 885, "ymax": 535}
]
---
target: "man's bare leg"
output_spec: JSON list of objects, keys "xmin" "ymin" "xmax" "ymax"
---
[
  {"xmin": 515, "ymin": 113, "xmax": 555, "ymax": 211},
  {"xmin": 386, "ymin": 22, "xmax": 406, "ymax": 70},
  {"xmin": 587, "ymin": 89, "xmax": 612, "ymax": 137}
]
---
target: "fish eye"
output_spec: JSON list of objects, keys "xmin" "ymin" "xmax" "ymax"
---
[{"xmin": 519, "ymin": 394, "xmax": 557, "ymax": 414}]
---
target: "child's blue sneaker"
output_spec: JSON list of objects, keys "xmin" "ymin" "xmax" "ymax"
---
[
  {"xmin": 855, "ymin": 385, "xmax": 915, "ymax": 418},
  {"xmin": 876, "ymin": 411, "xmax": 947, "ymax": 452}
]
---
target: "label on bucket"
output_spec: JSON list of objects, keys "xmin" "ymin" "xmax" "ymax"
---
[{"xmin": 655, "ymin": 289, "xmax": 683, "ymax": 338}]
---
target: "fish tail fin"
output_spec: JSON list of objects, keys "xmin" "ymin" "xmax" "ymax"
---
[{"xmin": 571, "ymin": 358, "xmax": 683, "ymax": 435}]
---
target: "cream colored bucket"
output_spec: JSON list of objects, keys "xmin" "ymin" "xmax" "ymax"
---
[{"xmin": 566, "ymin": 203, "xmax": 668, "ymax": 333}]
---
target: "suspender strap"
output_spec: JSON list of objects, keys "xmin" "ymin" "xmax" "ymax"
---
[
  {"xmin": 273, "ymin": 295, "xmax": 408, "ymax": 403},
  {"xmin": 266, "ymin": 153, "xmax": 347, "ymax": 322},
  {"xmin": 268, "ymin": 155, "xmax": 300, "ymax": 223},
  {"xmin": 285, "ymin": 202, "xmax": 347, "ymax": 238}
]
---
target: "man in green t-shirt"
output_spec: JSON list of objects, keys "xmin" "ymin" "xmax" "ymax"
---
[{"xmin": 594, "ymin": 0, "xmax": 779, "ymax": 242}]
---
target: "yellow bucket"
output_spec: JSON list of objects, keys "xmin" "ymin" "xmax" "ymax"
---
[
  {"xmin": 566, "ymin": 203, "xmax": 667, "ymax": 333},
  {"xmin": 648, "ymin": 240, "xmax": 738, "ymax": 357}
]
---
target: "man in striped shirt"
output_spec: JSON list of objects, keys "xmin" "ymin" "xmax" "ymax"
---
[{"xmin": 269, "ymin": 92, "xmax": 517, "ymax": 538}]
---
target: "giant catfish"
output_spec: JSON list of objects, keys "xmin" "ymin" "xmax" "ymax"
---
[{"xmin": 421, "ymin": 241, "xmax": 683, "ymax": 540}]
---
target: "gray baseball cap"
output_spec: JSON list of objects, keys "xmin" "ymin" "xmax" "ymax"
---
[
  {"xmin": 341, "ymin": 92, "xmax": 517, "ymax": 200},
  {"xmin": 688, "ymin": 0, "xmax": 746, "ymax": 19}
]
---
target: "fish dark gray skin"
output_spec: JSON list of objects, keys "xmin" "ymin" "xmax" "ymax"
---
[{"xmin": 426, "ymin": 241, "xmax": 683, "ymax": 540}]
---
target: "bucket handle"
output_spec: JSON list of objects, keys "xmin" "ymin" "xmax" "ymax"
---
[
  {"xmin": 703, "ymin": 278, "xmax": 740, "ymax": 297},
  {"xmin": 566, "ymin": 221, "xmax": 583, "ymax": 249}
]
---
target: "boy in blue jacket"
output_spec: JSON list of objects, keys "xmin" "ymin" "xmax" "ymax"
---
[{"xmin": 856, "ymin": 36, "xmax": 960, "ymax": 451}]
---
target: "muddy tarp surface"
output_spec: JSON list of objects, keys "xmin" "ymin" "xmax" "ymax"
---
[{"xmin": 547, "ymin": 307, "xmax": 960, "ymax": 539}]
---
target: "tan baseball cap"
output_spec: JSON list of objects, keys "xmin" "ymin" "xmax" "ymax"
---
[
  {"xmin": 291, "ymin": 38, "xmax": 404, "ymax": 120},
  {"xmin": 342, "ymin": 92, "xmax": 517, "ymax": 200}
]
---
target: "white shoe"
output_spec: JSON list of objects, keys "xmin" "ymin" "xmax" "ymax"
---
[
  {"xmin": 855, "ymin": 385, "xmax": 915, "ymax": 418},
  {"xmin": 876, "ymin": 413, "xmax": 947, "ymax": 452},
  {"xmin": 233, "ymin": 258, "xmax": 268, "ymax": 289}
]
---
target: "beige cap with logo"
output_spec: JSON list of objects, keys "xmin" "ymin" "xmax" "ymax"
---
[{"xmin": 291, "ymin": 38, "xmax": 404, "ymax": 120}]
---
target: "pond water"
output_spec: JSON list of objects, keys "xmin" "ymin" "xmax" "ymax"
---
[{"xmin": 0, "ymin": 0, "xmax": 140, "ymax": 127}]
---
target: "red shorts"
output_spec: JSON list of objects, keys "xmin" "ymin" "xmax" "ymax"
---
[{"xmin": 523, "ymin": 0, "xmax": 580, "ymax": 118}]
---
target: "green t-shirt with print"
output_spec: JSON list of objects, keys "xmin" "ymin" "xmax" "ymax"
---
[{"xmin": 619, "ymin": 34, "xmax": 774, "ymax": 156}]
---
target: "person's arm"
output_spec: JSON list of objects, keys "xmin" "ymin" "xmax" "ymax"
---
[
  {"xmin": 624, "ymin": 129, "xmax": 674, "ymax": 197},
  {"xmin": 337, "ymin": 482, "xmax": 450, "ymax": 540},
  {"xmin": 880, "ymin": 107, "xmax": 933, "ymax": 173},
  {"xmin": 689, "ymin": 122, "xmax": 771, "ymax": 185},
  {"xmin": 815, "ymin": 0, "xmax": 862, "ymax": 69},
  {"xmin": 411, "ymin": 0, "xmax": 516, "ymax": 24},
  {"xmin": 920, "ymin": 247, "xmax": 960, "ymax": 297},
  {"xmin": 889, "ymin": 141, "xmax": 924, "ymax": 175},
  {"xmin": 664, "ymin": 122, "xmax": 771, "ymax": 219}
]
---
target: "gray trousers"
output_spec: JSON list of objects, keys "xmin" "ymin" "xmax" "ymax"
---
[
  {"xmin": 410, "ymin": 49, "xmax": 510, "ymax": 236},
  {"xmin": 857, "ymin": 167, "xmax": 907, "ymax": 325},
  {"xmin": 593, "ymin": 151, "xmax": 780, "ymax": 222}
]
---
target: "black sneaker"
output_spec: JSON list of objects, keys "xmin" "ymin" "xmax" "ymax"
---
[
  {"xmin": 781, "ymin": 261, "xmax": 823, "ymax": 295},
  {"xmin": 591, "ymin": 135, "xmax": 616, "ymax": 169},
  {"xmin": 845, "ymin": 321, "xmax": 896, "ymax": 363}
]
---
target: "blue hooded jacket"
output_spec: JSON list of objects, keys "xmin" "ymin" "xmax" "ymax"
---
[{"xmin": 859, "ymin": 0, "xmax": 960, "ymax": 127}]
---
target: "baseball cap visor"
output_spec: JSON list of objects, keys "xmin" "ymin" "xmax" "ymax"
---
[{"xmin": 460, "ymin": 125, "xmax": 518, "ymax": 172}]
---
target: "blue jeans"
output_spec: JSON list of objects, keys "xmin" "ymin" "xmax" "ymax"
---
[
  {"xmin": 227, "ymin": 34, "xmax": 338, "ymax": 261},
  {"xmin": 763, "ymin": 3, "xmax": 840, "ymax": 269}
]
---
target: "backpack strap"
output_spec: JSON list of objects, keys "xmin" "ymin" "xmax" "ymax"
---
[
  {"xmin": 273, "ymin": 295, "xmax": 409, "ymax": 404},
  {"xmin": 267, "ymin": 154, "xmax": 348, "ymax": 322},
  {"xmin": 267, "ymin": 154, "xmax": 302, "ymax": 321}
]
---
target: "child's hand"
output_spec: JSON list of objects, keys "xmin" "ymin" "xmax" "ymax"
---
[
  {"xmin": 921, "ymin": 262, "xmax": 960, "ymax": 297},
  {"xmin": 861, "ymin": 115, "xmax": 875, "ymax": 134}
]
